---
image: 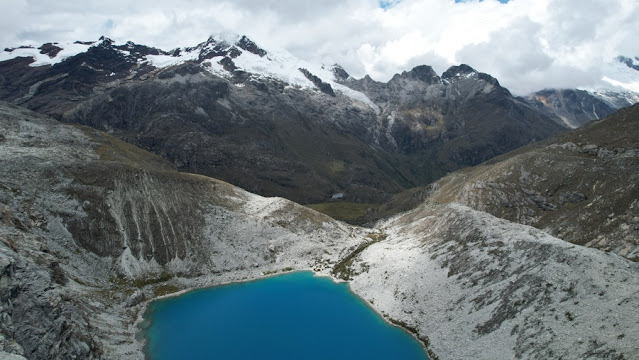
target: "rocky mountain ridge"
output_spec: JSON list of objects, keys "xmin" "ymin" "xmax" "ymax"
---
[
  {"xmin": 523, "ymin": 54, "xmax": 639, "ymax": 128},
  {"xmin": 526, "ymin": 88, "xmax": 639, "ymax": 128},
  {"xmin": 0, "ymin": 35, "xmax": 580, "ymax": 204},
  {"xmin": 335, "ymin": 63, "xmax": 565, "ymax": 166}
]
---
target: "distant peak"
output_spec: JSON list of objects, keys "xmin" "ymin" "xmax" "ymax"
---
[
  {"xmin": 236, "ymin": 35, "xmax": 267, "ymax": 57},
  {"xmin": 362, "ymin": 74, "xmax": 378, "ymax": 84},
  {"xmin": 410, "ymin": 64, "xmax": 436, "ymax": 74},
  {"xmin": 208, "ymin": 32, "xmax": 241, "ymax": 45},
  {"xmin": 408, "ymin": 65, "xmax": 440, "ymax": 82},
  {"xmin": 98, "ymin": 36, "xmax": 114, "ymax": 45},
  {"xmin": 388, "ymin": 65, "xmax": 440, "ymax": 85},
  {"xmin": 331, "ymin": 64, "xmax": 351, "ymax": 81},
  {"xmin": 616, "ymin": 55, "xmax": 639, "ymax": 72},
  {"xmin": 200, "ymin": 36, "xmax": 224, "ymax": 48},
  {"xmin": 442, "ymin": 64, "xmax": 476, "ymax": 80}
]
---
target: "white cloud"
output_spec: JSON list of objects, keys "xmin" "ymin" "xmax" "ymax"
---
[{"xmin": 0, "ymin": 0, "xmax": 637, "ymax": 95}]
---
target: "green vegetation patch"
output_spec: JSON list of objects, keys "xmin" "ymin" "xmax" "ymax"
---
[
  {"xmin": 306, "ymin": 202, "xmax": 378, "ymax": 223},
  {"xmin": 110, "ymin": 271, "xmax": 172, "ymax": 289},
  {"xmin": 77, "ymin": 125, "xmax": 172, "ymax": 170},
  {"xmin": 327, "ymin": 160, "xmax": 348, "ymax": 175},
  {"xmin": 153, "ymin": 284, "xmax": 181, "ymax": 297},
  {"xmin": 333, "ymin": 233, "xmax": 385, "ymax": 280}
]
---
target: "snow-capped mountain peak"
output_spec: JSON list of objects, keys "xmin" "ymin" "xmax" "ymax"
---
[
  {"xmin": 0, "ymin": 36, "xmax": 175, "ymax": 67},
  {"xmin": 616, "ymin": 55, "xmax": 639, "ymax": 71},
  {"xmin": 0, "ymin": 34, "xmax": 380, "ymax": 112},
  {"xmin": 598, "ymin": 55, "xmax": 639, "ymax": 94},
  {"xmin": 1, "ymin": 41, "xmax": 94, "ymax": 66}
]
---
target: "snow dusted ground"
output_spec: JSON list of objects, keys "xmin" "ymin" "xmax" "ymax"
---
[
  {"xmin": 349, "ymin": 203, "xmax": 639, "ymax": 359},
  {"xmin": 0, "ymin": 102, "xmax": 371, "ymax": 358}
]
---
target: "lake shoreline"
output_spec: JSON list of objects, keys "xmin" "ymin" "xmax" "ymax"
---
[{"xmin": 138, "ymin": 268, "xmax": 434, "ymax": 360}]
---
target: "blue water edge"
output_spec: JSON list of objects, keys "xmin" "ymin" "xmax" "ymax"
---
[{"xmin": 144, "ymin": 271, "xmax": 428, "ymax": 359}]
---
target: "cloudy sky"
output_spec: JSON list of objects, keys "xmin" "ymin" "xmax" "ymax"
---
[{"xmin": 1, "ymin": 0, "xmax": 637, "ymax": 94}]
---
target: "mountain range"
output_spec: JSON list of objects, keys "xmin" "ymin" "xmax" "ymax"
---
[{"xmin": 1, "ymin": 35, "xmax": 637, "ymax": 205}]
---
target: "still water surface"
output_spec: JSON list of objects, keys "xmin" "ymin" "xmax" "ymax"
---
[{"xmin": 145, "ymin": 271, "xmax": 428, "ymax": 359}]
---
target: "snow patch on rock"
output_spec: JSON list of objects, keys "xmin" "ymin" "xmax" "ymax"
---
[
  {"xmin": 348, "ymin": 203, "xmax": 639, "ymax": 359},
  {"xmin": 0, "ymin": 42, "xmax": 92, "ymax": 66}
]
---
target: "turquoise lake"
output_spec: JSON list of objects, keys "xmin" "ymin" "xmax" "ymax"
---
[{"xmin": 144, "ymin": 271, "xmax": 428, "ymax": 359}]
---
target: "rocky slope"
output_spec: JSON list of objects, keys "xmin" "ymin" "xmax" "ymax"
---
[
  {"xmin": 366, "ymin": 103, "xmax": 639, "ymax": 261},
  {"xmin": 0, "ymin": 36, "xmax": 567, "ymax": 204},
  {"xmin": 2, "ymin": 103, "xmax": 638, "ymax": 359},
  {"xmin": 0, "ymin": 102, "xmax": 369, "ymax": 358},
  {"xmin": 338, "ymin": 64, "xmax": 565, "ymax": 169},
  {"xmin": 61, "ymin": 62, "xmax": 399, "ymax": 204},
  {"xmin": 349, "ymin": 203, "xmax": 639, "ymax": 359}
]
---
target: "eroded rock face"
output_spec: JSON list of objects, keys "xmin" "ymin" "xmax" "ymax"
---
[{"xmin": 0, "ymin": 250, "xmax": 101, "ymax": 359}]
